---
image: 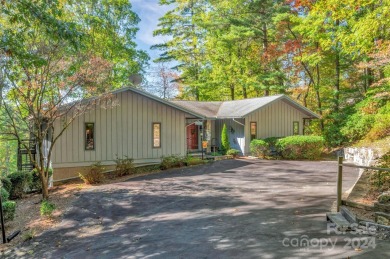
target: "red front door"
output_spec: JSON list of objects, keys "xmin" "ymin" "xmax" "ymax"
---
[{"xmin": 186, "ymin": 124, "xmax": 198, "ymax": 149}]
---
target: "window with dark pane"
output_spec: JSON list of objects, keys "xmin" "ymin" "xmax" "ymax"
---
[
  {"xmin": 85, "ymin": 123, "xmax": 95, "ymax": 150},
  {"xmin": 250, "ymin": 122, "xmax": 257, "ymax": 140}
]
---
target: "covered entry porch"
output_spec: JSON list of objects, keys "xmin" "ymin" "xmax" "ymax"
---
[{"xmin": 185, "ymin": 118, "xmax": 245, "ymax": 155}]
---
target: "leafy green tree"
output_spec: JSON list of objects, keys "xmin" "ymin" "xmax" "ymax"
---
[
  {"xmin": 69, "ymin": 0, "xmax": 149, "ymax": 90},
  {"xmin": 153, "ymin": 0, "xmax": 290, "ymax": 100},
  {"xmin": 0, "ymin": 0, "xmax": 147, "ymax": 199},
  {"xmin": 152, "ymin": 0, "xmax": 208, "ymax": 100}
]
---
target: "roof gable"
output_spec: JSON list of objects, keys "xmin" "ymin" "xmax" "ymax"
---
[{"xmin": 114, "ymin": 87, "xmax": 205, "ymax": 118}]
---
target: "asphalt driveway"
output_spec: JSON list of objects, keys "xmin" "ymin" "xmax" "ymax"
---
[{"xmin": 4, "ymin": 159, "xmax": 390, "ymax": 258}]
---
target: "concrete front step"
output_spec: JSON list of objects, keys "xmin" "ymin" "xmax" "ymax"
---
[
  {"xmin": 340, "ymin": 206, "xmax": 357, "ymax": 223},
  {"xmin": 326, "ymin": 212, "xmax": 351, "ymax": 231}
]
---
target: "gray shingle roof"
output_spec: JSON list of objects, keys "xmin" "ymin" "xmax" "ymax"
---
[
  {"xmin": 169, "ymin": 95, "xmax": 320, "ymax": 119},
  {"xmin": 216, "ymin": 95, "xmax": 282, "ymax": 118},
  {"xmin": 169, "ymin": 100, "xmax": 223, "ymax": 118},
  {"xmin": 82, "ymin": 87, "xmax": 319, "ymax": 119}
]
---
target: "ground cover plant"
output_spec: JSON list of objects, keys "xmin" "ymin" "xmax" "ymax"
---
[
  {"xmin": 79, "ymin": 162, "xmax": 105, "ymax": 184},
  {"xmin": 115, "ymin": 155, "xmax": 135, "ymax": 177}
]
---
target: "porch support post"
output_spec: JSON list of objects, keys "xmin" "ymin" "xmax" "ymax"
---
[{"xmin": 205, "ymin": 120, "xmax": 212, "ymax": 153}]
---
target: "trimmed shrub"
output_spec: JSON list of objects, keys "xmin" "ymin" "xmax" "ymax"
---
[
  {"xmin": 185, "ymin": 156, "xmax": 205, "ymax": 166},
  {"xmin": 9, "ymin": 171, "xmax": 32, "ymax": 199},
  {"xmin": 221, "ymin": 124, "xmax": 230, "ymax": 154},
  {"xmin": 40, "ymin": 200, "xmax": 56, "ymax": 217},
  {"xmin": 1, "ymin": 187, "xmax": 10, "ymax": 201},
  {"xmin": 135, "ymin": 164, "xmax": 160, "ymax": 174},
  {"xmin": 276, "ymin": 135, "xmax": 325, "ymax": 160},
  {"xmin": 226, "ymin": 149, "xmax": 240, "ymax": 158},
  {"xmin": 115, "ymin": 155, "xmax": 135, "ymax": 177},
  {"xmin": 263, "ymin": 137, "xmax": 281, "ymax": 147},
  {"xmin": 3, "ymin": 201, "xmax": 16, "ymax": 221},
  {"xmin": 29, "ymin": 168, "xmax": 53, "ymax": 191},
  {"xmin": 1, "ymin": 177, "xmax": 12, "ymax": 194},
  {"xmin": 79, "ymin": 162, "xmax": 105, "ymax": 184},
  {"xmin": 250, "ymin": 139, "xmax": 269, "ymax": 158},
  {"xmin": 160, "ymin": 155, "xmax": 185, "ymax": 170}
]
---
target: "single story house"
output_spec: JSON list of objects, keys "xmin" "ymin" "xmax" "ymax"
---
[{"xmin": 50, "ymin": 87, "xmax": 320, "ymax": 181}]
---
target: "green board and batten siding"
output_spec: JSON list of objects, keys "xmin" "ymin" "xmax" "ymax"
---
[
  {"xmin": 52, "ymin": 90, "xmax": 192, "ymax": 180},
  {"xmin": 243, "ymin": 99, "xmax": 307, "ymax": 155}
]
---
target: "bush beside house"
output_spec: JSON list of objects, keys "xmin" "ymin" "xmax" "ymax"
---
[
  {"xmin": 226, "ymin": 149, "xmax": 240, "ymax": 158},
  {"xmin": 250, "ymin": 136, "xmax": 325, "ymax": 160},
  {"xmin": 276, "ymin": 135, "xmax": 325, "ymax": 160},
  {"xmin": 8, "ymin": 171, "xmax": 32, "ymax": 199},
  {"xmin": 79, "ymin": 162, "xmax": 105, "ymax": 184},
  {"xmin": 160, "ymin": 155, "xmax": 186, "ymax": 170},
  {"xmin": 250, "ymin": 139, "xmax": 269, "ymax": 158},
  {"xmin": 160, "ymin": 155, "xmax": 207, "ymax": 170},
  {"xmin": 115, "ymin": 155, "xmax": 135, "ymax": 176},
  {"xmin": 30, "ymin": 168, "xmax": 53, "ymax": 191},
  {"xmin": 0, "ymin": 186, "xmax": 16, "ymax": 221}
]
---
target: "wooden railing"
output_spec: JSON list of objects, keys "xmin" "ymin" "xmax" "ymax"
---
[
  {"xmin": 17, "ymin": 139, "xmax": 36, "ymax": 172},
  {"xmin": 337, "ymin": 156, "xmax": 390, "ymax": 212}
]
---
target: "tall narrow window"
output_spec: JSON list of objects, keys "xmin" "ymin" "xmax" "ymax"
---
[
  {"xmin": 85, "ymin": 123, "xmax": 95, "ymax": 150},
  {"xmin": 153, "ymin": 123, "xmax": 161, "ymax": 148},
  {"xmin": 293, "ymin": 121, "xmax": 299, "ymax": 135},
  {"xmin": 250, "ymin": 122, "xmax": 257, "ymax": 140}
]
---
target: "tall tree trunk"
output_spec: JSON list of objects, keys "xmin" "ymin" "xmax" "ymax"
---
[
  {"xmin": 230, "ymin": 84, "xmax": 235, "ymax": 100},
  {"xmin": 195, "ymin": 86, "xmax": 199, "ymax": 101},
  {"xmin": 242, "ymin": 86, "xmax": 247, "ymax": 99},
  {"xmin": 190, "ymin": 3, "xmax": 200, "ymax": 101},
  {"xmin": 315, "ymin": 43, "xmax": 324, "ymax": 131},
  {"xmin": 367, "ymin": 68, "xmax": 373, "ymax": 87},
  {"xmin": 37, "ymin": 138, "xmax": 49, "ymax": 199},
  {"xmin": 334, "ymin": 20, "xmax": 341, "ymax": 112},
  {"xmin": 262, "ymin": 22, "xmax": 269, "ymax": 96},
  {"xmin": 303, "ymin": 82, "xmax": 310, "ymax": 107},
  {"xmin": 240, "ymin": 67, "xmax": 247, "ymax": 98},
  {"xmin": 278, "ymin": 75, "xmax": 284, "ymax": 94},
  {"xmin": 41, "ymin": 171, "xmax": 49, "ymax": 200}
]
